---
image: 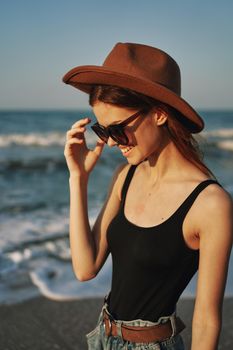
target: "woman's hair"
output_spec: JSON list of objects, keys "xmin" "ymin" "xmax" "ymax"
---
[{"xmin": 89, "ymin": 85, "xmax": 216, "ymax": 179}]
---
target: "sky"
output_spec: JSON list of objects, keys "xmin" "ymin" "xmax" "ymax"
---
[{"xmin": 0, "ymin": 0, "xmax": 232, "ymax": 110}]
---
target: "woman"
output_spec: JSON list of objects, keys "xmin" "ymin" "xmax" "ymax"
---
[{"xmin": 62, "ymin": 43, "xmax": 233, "ymax": 350}]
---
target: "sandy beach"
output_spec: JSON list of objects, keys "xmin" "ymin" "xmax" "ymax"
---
[{"xmin": 0, "ymin": 296, "xmax": 232, "ymax": 349}]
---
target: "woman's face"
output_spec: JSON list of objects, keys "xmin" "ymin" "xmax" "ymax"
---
[{"xmin": 92, "ymin": 101, "xmax": 169, "ymax": 164}]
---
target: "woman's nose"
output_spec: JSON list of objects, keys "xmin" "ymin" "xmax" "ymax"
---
[{"xmin": 107, "ymin": 136, "xmax": 118, "ymax": 147}]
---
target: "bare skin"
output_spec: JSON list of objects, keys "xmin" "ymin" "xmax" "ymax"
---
[{"xmin": 64, "ymin": 101, "xmax": 233, "ymax": 350}]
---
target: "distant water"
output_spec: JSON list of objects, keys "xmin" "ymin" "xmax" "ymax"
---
[{"xmin": 0, "ymin": 110, "xmax": 232, "ymax": 305}]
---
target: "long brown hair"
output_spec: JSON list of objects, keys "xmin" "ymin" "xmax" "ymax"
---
[{"xmin": 89, "ymin": 85, "xmax": 216, "ymax": 180}]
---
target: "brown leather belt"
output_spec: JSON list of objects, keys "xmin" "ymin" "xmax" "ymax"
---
[{"xmin": 103, "ymin": 310, "xmax": 186, "ymax": 343}]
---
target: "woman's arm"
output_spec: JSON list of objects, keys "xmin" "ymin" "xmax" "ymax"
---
[
  {"xmin": 191, "ymin": 185, "xmax": 233, "ymax": 350},
  {"xmin": 69, "ymin": 162, "xmax": 128, "ymax": 281}
]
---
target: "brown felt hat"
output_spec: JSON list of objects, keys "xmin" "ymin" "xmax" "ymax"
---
[{"xmin": 62, "ymin": 42, "xmax": 204, "ymax": 133}]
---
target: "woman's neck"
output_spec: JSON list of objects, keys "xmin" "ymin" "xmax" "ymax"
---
[{"xmin": 143, "ymin": 141, "xmax": 198, "ymax": 185}]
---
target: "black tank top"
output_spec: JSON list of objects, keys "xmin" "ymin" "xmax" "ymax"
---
[{"xmin": 106, "ymin": 164, "xmax": 222, "ymax": 322}]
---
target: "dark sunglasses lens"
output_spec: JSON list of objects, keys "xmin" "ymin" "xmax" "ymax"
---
[
  {"xmin": 109, "ymin": 127, "xmax": 128, "ymax": 145},
  {"xmin": 91, "ymin": 125, "xmax": 108, "ymax": 143},
  {"xmin": 91, "ymin": 124, "xmax": 129, "ymax": 145}
]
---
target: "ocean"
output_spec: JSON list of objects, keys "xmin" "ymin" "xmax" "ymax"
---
[{"xmin": 0, "ymin": 109, "xmax": 232, "ymax": 305}]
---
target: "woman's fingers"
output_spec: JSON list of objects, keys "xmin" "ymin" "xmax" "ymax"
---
[
  {"xmin": 66, "ymin": 117, "xmax": 91, "ymax": 141},
  {"xmin": 64, "ymin": 138, "xmax": 83, "ymax": 156},
  {"xmin": 63, "ymin": 118, "xmax": 104, "ymax": 175},
  {"xmin": 64, "ymin": 138, "xmax": 83, "ymax": 150},
  {"xmin": 67, "ymin": 138, "xmax": 83, "ymax": 145},
  {"xmin": 66, "ymin": 126, "xmax": 86, "ymax": 141},
  {"xmin": 71, "ymin": 117, "xmax": 90, "ymax": 129},
  {"xmin": 93, "ymin": 139, "xmax": 105, "ymax": 157},
  {"xmin": 67, "ymin": 127, "xmax": 85, "ymax": 134}
]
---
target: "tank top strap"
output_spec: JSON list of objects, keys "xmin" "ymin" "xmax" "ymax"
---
[
  {"xmin": 176, "ymin": 179, "xmax": 222, "ymax": 220},
  {"xmin": 120, "ymin": 164, "xmax": 138, "ymax": 205}
]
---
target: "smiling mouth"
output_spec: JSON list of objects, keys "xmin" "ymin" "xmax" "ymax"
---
[{"xmin": 120, "ymin": 145, "xmax": 135, "ymax": 155}]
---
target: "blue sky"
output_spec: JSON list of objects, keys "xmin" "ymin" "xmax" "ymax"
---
[{"xmin": 1, "ymin": 0, "xmax": 232, "ymax": 110}]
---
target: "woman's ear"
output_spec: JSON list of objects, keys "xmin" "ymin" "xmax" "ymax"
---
[{"xmin": 153, "ymin": 105, "xmax": 168, "ymax": 127}]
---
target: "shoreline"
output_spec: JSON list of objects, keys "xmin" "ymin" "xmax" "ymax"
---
[{"xmin": 0, "ymin": 296, "xmax": 232, "ymax": 349}]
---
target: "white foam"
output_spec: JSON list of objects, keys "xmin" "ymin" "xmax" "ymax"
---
[
  {"xmin": 0, "ymin": 206, "xmax": 98, "ymax": 255},
  {"xmin": 202, "ymin": 128, "xmax": 233, "ymax": 138},
  {"xmin": 29, "ymin": 256, "xmax": 112, "ymax": 301},
  {"xmin": 8, "ymin": 251, "xmax": 25, "ymax": 263},
  {"xmin": 0, "ymin": 132, "xmax": 65, "ymax": 147},
  {"xmin": 217, "ymin": 140, "xmax": 233, "ymax": 151}
]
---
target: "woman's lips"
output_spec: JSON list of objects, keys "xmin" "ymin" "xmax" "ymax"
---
[{"xmin": 120, "ymin": 146, "xmax": 135, "ymax": 156}]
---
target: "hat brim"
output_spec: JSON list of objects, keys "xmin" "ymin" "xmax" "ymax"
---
[{"xmin": 62, "ymin": 65, "xmax": 204, "ymax": 133}]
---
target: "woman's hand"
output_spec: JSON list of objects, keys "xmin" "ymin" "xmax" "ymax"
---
[{"xmin": 64, "ymin": 117, "xmax": 105, "ymax": 179}]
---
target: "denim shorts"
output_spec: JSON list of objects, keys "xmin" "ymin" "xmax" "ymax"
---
[{"xmin": 86, "ymin": 295, "xmax": 185, "ymax": 350}]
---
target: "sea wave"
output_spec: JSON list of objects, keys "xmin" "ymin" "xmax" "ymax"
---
[
  {"xmin": 0, "ymin": 128, "xmax": 233, "ymax": 150},
  {"xmin": 0, "ymin": 158, "xmax": 66, "ymax": 171},
  {"xmin": 1, "ymin": 232, "xmax": 69, "ymax": 255},
  {"xmin": 0, "ymin": 130, "xmax": 97, "ymax": 147},
  {"xmin": 0, "ymin": 231, "xmax": 112, "ymax": 304},
  {"xmin": 1, "ymin": 142, "xmax": 233, "ymax": 173},
  {"xmin": 0, "ymin": 132, "xmax": 65, "ymax": 147},
  {"xmin": 0, "ymin": 209, "xmax": 97, "ymax": 256}
]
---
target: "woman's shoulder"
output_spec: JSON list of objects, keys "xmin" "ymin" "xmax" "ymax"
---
[
  {"xmin": 181, "ymin": 176, "xmax": 232, "ymax": 242},
  {"xmin": 194, "ymin": 178, "xmax": 233, "ymax": 229},
  {"xmin": 199, "ymin": 180, "xmax": 232, "ymax": 210},
  {"xmin": 173, "ymin": 163, "xmax": 230, "ymax": 205}
]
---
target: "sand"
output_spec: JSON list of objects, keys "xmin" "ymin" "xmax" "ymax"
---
[{"xmin": 0, "ymin": 296, "xmax": 232, "ymax": 349}]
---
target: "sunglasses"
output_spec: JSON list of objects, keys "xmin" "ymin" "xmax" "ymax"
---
[{"xmin": 91, "ymin": 109, "xmax": 146, "ymax": 146}]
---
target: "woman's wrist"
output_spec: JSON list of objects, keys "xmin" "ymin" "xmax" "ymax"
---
[{"xmin": 69, "ymin": 172, "xmax": 89, "ymax": 183}]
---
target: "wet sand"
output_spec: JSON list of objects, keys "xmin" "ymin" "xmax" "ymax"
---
[{"xmin": 0, "ymin": 296, "xmax": 232, "ymax": 349}]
